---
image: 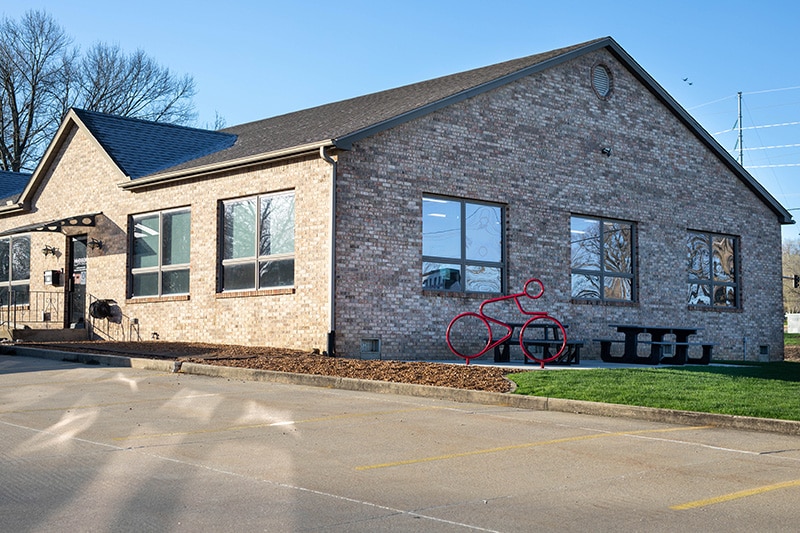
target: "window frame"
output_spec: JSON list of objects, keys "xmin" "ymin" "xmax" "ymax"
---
[
  {"xmin": 0, "ymin": 234, "xmax": 30, "ymax": 306},
  {"xmin": 422, "ymin": 195, "xmax": 505, "ymax": 294},
  {"xmin": 129, "ymin": 207, "xmax": 191, "ymax": 298},
  {"xmin": 687, "ymin": 230, "xmax": 740, "ymax": 309},
  {"xmin": 570, "ymin": 214, "xmax": 637, "ymax": 303},
  {"xmin": 219, "ymin": 190, "xmax": 295, "ymax": 293}
]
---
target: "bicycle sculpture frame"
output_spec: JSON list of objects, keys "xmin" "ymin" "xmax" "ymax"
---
[{"xmin": 445, "ymin": 278, "xmax": 566, "ymax": 368}]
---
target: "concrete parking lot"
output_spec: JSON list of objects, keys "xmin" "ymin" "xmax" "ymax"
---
[{"xmin": 2, "ymin": 354, "xmax": 800, "ymax": 532}]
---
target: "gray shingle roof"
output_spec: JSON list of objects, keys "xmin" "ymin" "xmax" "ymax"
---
[
  {"xmin": 0, "ymin": 170, "xmax": 32, "ymax": 204},
  {"xmin": 73, "ymin": 108, "xmax": 237, "ymax": 179},
  {"xmin": 60, "ymin": 37, "xmax": 791, "ymax": 225},
  {"xmin": 157, "ymin": 38, "xmax": 606, "ymax": 175}
]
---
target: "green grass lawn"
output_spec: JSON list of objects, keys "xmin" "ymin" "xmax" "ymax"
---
[
  {"xmin": 508, "ymin": 361, "xmax": 800, "ymax": 421},
  {"xmin": 785, "ymin": 333, "xmax": 800, "ymax": 346}
]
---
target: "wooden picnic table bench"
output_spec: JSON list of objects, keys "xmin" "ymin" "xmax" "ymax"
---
[
  {"xmin": 594, "ymin": 324, "xmax": 713, "ymax": 365},
  {"xmin": 492, "ymin": 322, "xmax": 583, "ymax": 365}
]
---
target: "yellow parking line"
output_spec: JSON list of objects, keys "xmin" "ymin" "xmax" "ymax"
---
[
  {"xmin": 356, "ymin": 426, "xmax": 711, "ymax": 471},
  {"xmin": 671, "ymin": 479, "xmax": 800, "ymax": 510}
]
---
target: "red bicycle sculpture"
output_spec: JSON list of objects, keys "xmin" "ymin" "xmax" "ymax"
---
[{"xmin": 445, "ymin": 278, "xmax": 566, "ymax": 368}]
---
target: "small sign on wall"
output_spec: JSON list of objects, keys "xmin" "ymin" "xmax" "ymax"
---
[{"xmin": 43, "ymin": 270, "xmax": 61, "ymax": 286}]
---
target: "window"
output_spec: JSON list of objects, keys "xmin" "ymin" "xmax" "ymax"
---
[
  {"xmin": 422, "ymin": 196, "xmax": 503, "ymax": 293},
  {"xmin": 131, "ymin": 208, "xmax": 191, "ymax": 297},
  {"xmin": 687, "ymin": 231, "xmax": 739, "ymax": 308},
  {"xmin": 221, "ymin": 191, "xmax": 295, "ymax": 291},
  {"xmin": 0, "ymin": 235, "xmax": 30, "ymax": 305},
  {"xmin": 571, "ymin": 216, "xmax": 635, "ymax": 302}
]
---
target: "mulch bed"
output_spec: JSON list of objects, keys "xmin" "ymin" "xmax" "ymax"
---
[{"xmin": 23, "ymin": 341, "xmax": 518, "ymax": 393}]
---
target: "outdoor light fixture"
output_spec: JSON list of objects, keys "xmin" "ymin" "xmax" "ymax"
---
[
  {"xmin": 42, "ymin": 245, "xmax": 58, "ymax": 256},
  {"xmin": 88, "ymin": 238, "xmax": 103, "ymax": 250}
]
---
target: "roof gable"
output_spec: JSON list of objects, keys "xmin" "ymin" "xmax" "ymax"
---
[{"xmin": 72, "ymin": 108, "xmax": 236, "ymax": 179}]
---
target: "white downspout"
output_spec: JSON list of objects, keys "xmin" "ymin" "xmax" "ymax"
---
[{"xmin": 320, "ymin": 146, "xmax": 337, "ymax": 356}]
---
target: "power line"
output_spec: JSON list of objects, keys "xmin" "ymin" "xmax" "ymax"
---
[
  {"xmin": 743, "ymin": 85, "xmax": 800, "ymax": 96},
  {"xmin": 742, "ymin": 142, "xmax": 800, "ymax": 151},
  {"xmin": 746, "ymin": 163, "xmax": 800, "ymax": 169},
  {"xmin": 713, "ymin": 120, "xmax": 800, "ymax": 136},
  {"xmin": 689, "ymin": 85, "xmax": 800, "ymax": 111}
]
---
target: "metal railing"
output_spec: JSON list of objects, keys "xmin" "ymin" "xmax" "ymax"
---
[
  {"xmin": 1, "ymin": 290, "xmax": 69, "ymax": 329},
  {"xmin": 0, "ymin": 290, "xmax": 141, "ymax": 342}
]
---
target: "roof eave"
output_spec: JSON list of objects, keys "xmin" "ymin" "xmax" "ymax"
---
[{"xmin": 119, "ymin": 139, "xmax": 335, "ymax": 190}]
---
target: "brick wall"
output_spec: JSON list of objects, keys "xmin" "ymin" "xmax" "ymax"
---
[
  {"xmin": 0, "ymin": 47, "xmax": 785, "ymax": 361},
  {"xmin": 333, "ymin": 49, "xmax": 785, "ymax": 361},
  {"xmin": 0, "ymin": 127, "xmax": 334, "ymax": 352}
]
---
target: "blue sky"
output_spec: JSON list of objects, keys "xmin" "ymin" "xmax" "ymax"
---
[{"xmin": 4, "ymin": 1, "xmax": 800, "ymax": 237}]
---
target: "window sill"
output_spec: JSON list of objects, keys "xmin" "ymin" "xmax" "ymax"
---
[
  {"xmin": 688, "ymin": 305, "xmax": 741, "ymax": 313},
  {"xmin": 126, "ymin": 295, "xmax": 190, "ymax": 304},
  {"xmin": 216, "ymin": 287, "xmax": 295, "ymax": 299},
  {"xmin": 423, "ymin": 289, "xmax": 501, "ymax": 299},
  {"xmin": 570, "ymin": 298, "xmax": 638, "ymax": 307}
]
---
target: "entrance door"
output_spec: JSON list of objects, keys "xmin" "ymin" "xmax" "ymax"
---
[{"xmin": 68, "ymin": 236, "xmax": 87, "ymax": 327}]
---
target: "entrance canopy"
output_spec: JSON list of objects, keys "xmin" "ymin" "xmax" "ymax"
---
[{"xmin": 0, "ymin": 213, "xmax": 100, "ymax": 237}]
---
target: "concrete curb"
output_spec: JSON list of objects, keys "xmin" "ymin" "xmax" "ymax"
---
[{"xmin": 6, "ymin": 345, "xmax": 800, "ymax": 436}]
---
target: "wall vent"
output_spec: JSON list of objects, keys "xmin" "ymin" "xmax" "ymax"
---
[
  {"xmin": 592, "ymin": 64, "xmax": 613, "ymax": 99},
  {"xmin": 759, "ymin": 345, "xmax": 770, "ymax": 361},
  {"xmin": 360, "ymin": 338, "xmax": 381, "ymax": 359}
]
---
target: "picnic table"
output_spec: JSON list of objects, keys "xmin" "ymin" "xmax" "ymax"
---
[
  {"xmin": 597, "ymin": 324, "xmax": 712, "ymax": 365},
  {"xmin": 493, "ymin": 322, "xmax": 583, "ymax": 365}
]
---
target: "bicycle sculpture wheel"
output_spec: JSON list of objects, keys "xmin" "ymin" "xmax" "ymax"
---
[
  {"xmin": 445, "ymin": 278, "xmax": 567, "ymax": 367},
  {"xmin": 518, "ymin": 314, "xmax": 567, "ymax": 366},
  {"xmin": 445, "ymin": 312, "xmax": 494, "ymax": 365}
]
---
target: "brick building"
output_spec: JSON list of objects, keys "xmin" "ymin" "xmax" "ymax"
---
[{"xmin": 0, "ymin": 37, "xmax": 792, "ymax": 360}]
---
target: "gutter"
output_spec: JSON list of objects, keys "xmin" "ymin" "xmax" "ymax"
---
[
  {"xmin": 320, "ymin": 146, "xmax": 337, "ymax": 356},
  {"xmin": 0, "ymin": 202, "xmax": 26, "ymax": 216},
  {"xmin": 119, "ymin": 140, "xmax": 335, "ymax": 191}
]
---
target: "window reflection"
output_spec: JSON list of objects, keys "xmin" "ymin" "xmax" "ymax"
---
[
  {"xmin": 422, "ymin": 197, "xmax": 504, "ymax": 293},
  {"xmin": 687, "ymin": 231, "xmax": 738, "ymax": 308},
  {"xmin": 422, "ymin": 198, "xmax": 461, "ymax": 260},
  {"xmin": 570, "ymin": 216, "xmax": 634, "ymax": 302},
  {"xmin": 221, "ymin": 191, "xmax": 295, "ymax": 291},
  {"xmin": 0, "ymin": 236, "xmax": 30, "ymax": 306},
  {"xmin": 465, "ymin": 204, "xmax": 502, "ymax": 262},
  {"xmin": 131, "ymin": 209, "xmax": 191, "ymax": 297},
  {"xmin": 466, "ymin": 265, "xmax": 501, "ymax": 293}
]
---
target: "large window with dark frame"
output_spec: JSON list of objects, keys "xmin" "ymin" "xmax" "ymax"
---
[
  {"xmin": 687, "ymin": 230, "xmax": 739, "ymax": 308},
  {"xmin": 422, "ymin": 196, "xmax": 503, "ymax": 293},
  {"xmin": 0, "ymin": 235, "xmax": 30, "ymax": 306},
  {"xmin": 220, "ymin": 191, "xmax": 295, "ymax": 292},
  {"xmin": 570, "ymin": 215, "xmax": 635, "ymax": 302},
  {"xmin": 130, "ymin": 208, "xmax": 191, "ymax": 297}
]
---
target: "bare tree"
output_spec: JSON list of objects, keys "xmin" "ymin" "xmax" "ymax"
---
[
  {"xmin": 76, "ymin": 43, "xmax": 195, "ymax": 124},
  {"xmin": 0, "ymin": 10, "xmax": 74, "ymax": 172},
  {"xmin": 0, "ymin": 10, "xmax": 197, "ymax": 173}
]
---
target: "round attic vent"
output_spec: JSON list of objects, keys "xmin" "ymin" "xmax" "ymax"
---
[{"xmin": 592, "ymin": 64, "xmax": 612, "ymax": 99}]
